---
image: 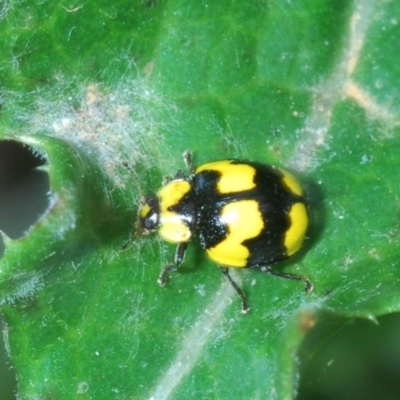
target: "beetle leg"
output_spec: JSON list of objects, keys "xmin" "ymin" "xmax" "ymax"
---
[
  {"xmin": 158, "ymin": 242, "xmax": 188, "ymax": 286},
  {"xmin": 173, "ymin": 169, "xmax": 186, "ymax": 180},
  {"xmin": 260, "ymin": 265, "xmax": 313, "ymax": 294},
  {"xmin": 182, "ymin": 150, "xmax": 196, "ymax": 177},
  {"xmin": 182, "ymin": 150, "xmax": 193, "ymax": 172},
  {"xmin": 219, "ymin": 266, "xmax": 250, "ymax": 314}
]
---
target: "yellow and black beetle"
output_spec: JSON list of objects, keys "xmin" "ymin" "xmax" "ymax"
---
[{"xmin": 139, "ymin": 152, "xmax": 312, "ymax": 312}]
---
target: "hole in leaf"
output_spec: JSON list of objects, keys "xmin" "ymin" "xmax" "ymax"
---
[{"xmin": 0, "ymin": 140, "xmax": 50, "ymax": 256}]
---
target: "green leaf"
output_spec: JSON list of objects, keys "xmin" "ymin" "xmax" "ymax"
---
[{"xmin": 0, "ymin": 1, "xmax": 400, "ymax": 399}]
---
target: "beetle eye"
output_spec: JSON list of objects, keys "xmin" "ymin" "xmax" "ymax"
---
[{"xmin": 139, "ymin": 196, "xmax": 160, "ymax": 231}]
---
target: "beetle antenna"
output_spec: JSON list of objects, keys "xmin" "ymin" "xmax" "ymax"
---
[{"xmin": 120, "ymin": 161, "xmax": 148, "ymax": 250}]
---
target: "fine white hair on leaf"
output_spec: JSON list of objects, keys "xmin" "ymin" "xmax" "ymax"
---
[{"xmin": 7, "ymin": 76, "xmax": 173, "ymax": 190}]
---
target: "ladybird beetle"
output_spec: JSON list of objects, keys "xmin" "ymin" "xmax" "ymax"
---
[{"xmin": 139, "ymin": 152, "xmax": 312, "ymax": 312}]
